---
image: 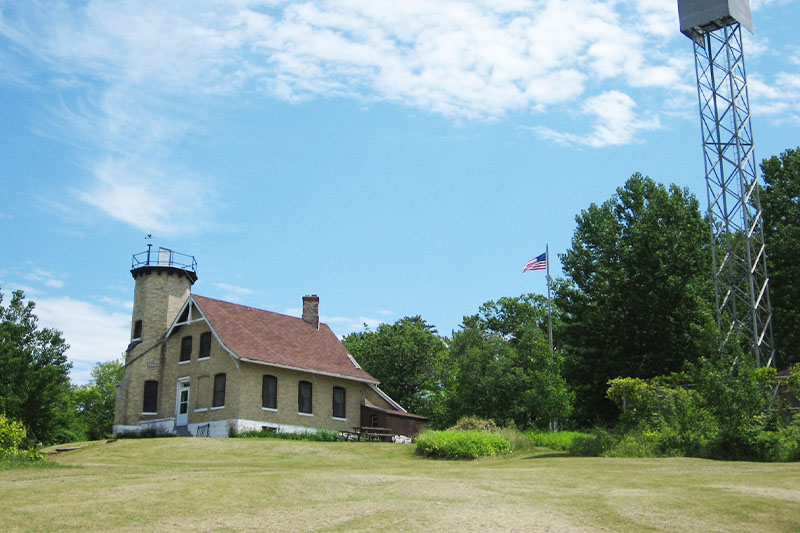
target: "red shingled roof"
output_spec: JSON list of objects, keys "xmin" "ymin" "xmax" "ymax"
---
[{"xmin": 191, "ymin": 294, "xmax": 377, "ymax": 383}]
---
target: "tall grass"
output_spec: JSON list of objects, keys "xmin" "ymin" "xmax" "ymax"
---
[
  {"xmin": 236, "ymin": 428, "xmax": 343, "ymax": 442},
  {"xmin": 525, "ymin": 430, "xmax": 589, "ymax": 451},
  {"xmin": 416, "ymin": 430, "xmax": 511, "ymax": 459},
  {"xmin": 0, "ymin": 456, "xmax": 65, "ymax": 471}
]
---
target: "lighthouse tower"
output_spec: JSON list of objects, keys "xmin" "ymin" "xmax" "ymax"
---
[{"xmin": 113, "ymin": 247, "xmax": 197, "ymax": 432}]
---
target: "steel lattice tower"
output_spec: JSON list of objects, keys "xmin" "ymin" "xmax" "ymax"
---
[{"xmin": 679, "ymin": 0, "xmax": 774, "ymax": 367}]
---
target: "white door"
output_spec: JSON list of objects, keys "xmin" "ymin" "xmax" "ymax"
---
[{"xmin": 176, "ymin": 380, "xmax": 190, "ymax": 426}]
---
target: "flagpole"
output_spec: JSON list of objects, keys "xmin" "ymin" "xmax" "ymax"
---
[{"xmin": 546, "ymin": 244, "xmax": 554, "ymax": 354}]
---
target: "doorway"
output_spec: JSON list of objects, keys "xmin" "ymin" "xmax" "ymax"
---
[{"xmin": 176, "ymin": 379, "xmax": 190, "ymax": 426}]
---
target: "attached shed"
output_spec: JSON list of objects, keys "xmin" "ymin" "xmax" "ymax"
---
[{"xmin": 361, "ymin": 404, "xmax": 429, "ymax": 439}]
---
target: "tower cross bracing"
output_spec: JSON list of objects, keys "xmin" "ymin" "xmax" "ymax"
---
[{"xmin": 691, "ymin": 22, "xmax": 774, "ymax": 366}]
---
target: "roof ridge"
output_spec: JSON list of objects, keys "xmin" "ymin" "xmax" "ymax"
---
[{"xmin": 194, "ymin": 293, "xmax": 326, "ymax": 327}]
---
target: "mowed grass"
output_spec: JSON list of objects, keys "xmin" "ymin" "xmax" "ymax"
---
[{"xmin": 2, "ymin": 438, "xmax": 799, "ymax": 532}]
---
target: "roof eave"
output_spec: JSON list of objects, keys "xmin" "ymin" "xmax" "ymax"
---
[{"xmin": 238, "ymin": 356, "xmax": 379, "ymax": 385}]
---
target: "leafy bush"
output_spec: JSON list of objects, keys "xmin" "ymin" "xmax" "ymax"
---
[
  {"xmin": 448, "ymin": 417, "xmax": 500, "ymax": 433},
  {"xmin": 416, "ymin": 430, "xmax": 511, "ymax": 459},
  {"xmin": 525, "ymin": 431, "xmax": 588, "ymax": 451},
  {"xmin": 0, "ymin": 414, "xmax": 43, "ymax": 463},
  {"xmin": 600, "ymin": 351, "xmax": 800, "ymax": 461},
  {"xmin": 114, "ymin": 428, "xmax": 176, "ymax": 439},
  {"xmin": 568, "ymin": 429, "xmax": 616, "ymax": 457},
  {"xmin": 236, "ymin": 428, "xmax": 343, "ymax": 442}
]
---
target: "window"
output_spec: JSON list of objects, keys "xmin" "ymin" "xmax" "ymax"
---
[
  {"xmin": 133, "ymin": 320, "xmax": 142, "ymax": 340},
  {"xmin": 143, "ymin": 380, "xmax": 158, "ymax": 413},
  {"xmin": 212, "ymin": 373, "xmax": 226, "ymax": 408},
  {"xmin": 298, "ymin": 381, "xmax": 312, "ymax": 414},
  {"xmin": 195, "ymin": 375, "xmax": 209, "ymax": 411},
  {"xmin": 370, "ymin": 414, "xmax": 379, "ymax": 427},
  {"xmin": 262, "ymin": 375, "xmax": 277, "ymax": 410},
  {"xmin": 199, "ymin": 332, "xmax": 212, "ymax": 359},
  {"xmin": 332, "ymin": 386, "xmax": 346, "ymax": 419},
  {"xmin": 180, "ymin": 336, "xmax": 192, "ymax": 362}
]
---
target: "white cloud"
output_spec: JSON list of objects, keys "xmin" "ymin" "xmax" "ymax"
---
[
  {"xmin": 1, "ymin": 1, "xmax": 687, "ymax": 122},
  {"xmin": 0, "ymin": 0, "xmax": 761, "ymax": 231},
  {"xmin": 532, "ymin": 90, "xmax": 661, "ymax": 147},
  {"xmin": 23, "ymin": 268, "xmax": 65, "ymax": 289},
  {"xmin": 749, "ymin": 71, "xmax": 800, "ymax": 123},
  {"xmin": 100, "ymin": 297, "xmax": 134, "ymax": 311},
  {"xmin": 1, "ymin": 282, "xmax": 42, "ymax": 297},
  {"xmin": 33, "ymin": 296, "xmax": 130, "ymax": 385},
  {"xmin": 214, "ymin": 282, "xmax": 256, "ymax": 301},
  {"xmin": 76, "ymin": 157, "xmax": 212, "ymax": 235},
  {"xmin": 284, "ymin": 305, "xmax": 385, "ymax": 335},
  {"xmin": 321, "ymin": 314, "xmax": 385, "ymax": 336}
]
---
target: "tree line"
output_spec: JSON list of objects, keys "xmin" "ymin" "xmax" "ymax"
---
[
  {"xmin": 0, "ymin": 288, "xmax": 123, "ymax": 446},
  {"xmin": 1, "ymin": 148, "xmax": 798, "ymax": 445},
  {"xmin": 344, "ymin": 148, "xmax": 800, "ymax": 430}
]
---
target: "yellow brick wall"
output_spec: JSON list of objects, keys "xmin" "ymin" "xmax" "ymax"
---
[
  {"xmin": 115, "ymin": 266, "xmax": 192, "ymax": 427},
  {"xmin": 158, "ymin": 319, "xmax": 240, "ymax": 424},
  {"xmin": 235, "ymin": 362, "xmax": 385, "ymax": 431},
  {"xmin": 116, "ymin": 286, "xmax": 398, "ymax": 433}
]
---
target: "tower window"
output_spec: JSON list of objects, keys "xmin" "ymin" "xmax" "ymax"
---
[
  {"xmin": 180, "ymin": 336, "xmax": 192, "ymax": 362},
  {"xmin": 199, "ymin": 332, "xmax": 212, "ymax": 359},
  {"xmin": 143, "ymin": 380, "xmax": 158, "ymax": 413},
  {"xmin": 133, "ymin": 320, "xmax": 142, "ymax": 340}
]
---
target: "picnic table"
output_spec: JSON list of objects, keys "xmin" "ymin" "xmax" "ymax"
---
[{"xmin": 340, "ymin": 426, "xmax": 394, "ymax": 442}]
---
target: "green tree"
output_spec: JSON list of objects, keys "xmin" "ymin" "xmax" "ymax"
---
[
  {"xmin": 342, "ymin": 316, "xmax": 449, "ymax": 418},
  {"xmin": 557, "ymin": 174, "xmax": 717, "ymax": 424},
  {"xmin": 0, "ymin": 287, "xmax": 73, "ymax": 444},
  {"xmin": 73, "ymin": 358, "xmax": 125, "ymax": 440},
  {"xmin": 760, "ymin": 147, "xmax": 800, "ymax": 368},
  {"xmin": 447, "ymin": 295, "xmax": 572, "ymax": 429}
]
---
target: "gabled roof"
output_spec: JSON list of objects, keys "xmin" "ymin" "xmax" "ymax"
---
[{"xmin": 189, "ymin": 294, "xmax": 378, "ymax": 383}]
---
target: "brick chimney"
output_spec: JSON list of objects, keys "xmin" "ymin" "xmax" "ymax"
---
[{"xmin": 302, "ymin": 295, "xmax": 319, "ymax": 329}]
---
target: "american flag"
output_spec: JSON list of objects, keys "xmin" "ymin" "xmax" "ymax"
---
[{"xmin": 522, "ymin": 253, "xmax": 546, "ymax": 273}]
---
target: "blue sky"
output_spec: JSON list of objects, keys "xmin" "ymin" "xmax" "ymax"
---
[{"xmin": 1, "ymin": 0, "xmax": 798, "ymax": 384}]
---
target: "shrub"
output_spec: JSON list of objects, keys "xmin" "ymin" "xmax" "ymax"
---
[
  {"xmin": 500, "ymin": 428, "xmax": 534, "ymax": 453},
  {"xmin": 568, "ymin": 429, "xmax": 616, "ymax": 457},
  {"xmin": 448, "ymin": 417, "xmax": 500, "ymax": 433},
  {"xmin": 525, "ymin": 431, "xmax": 588, "ymax": 451},
  {"xmin": 416, "ymin": 430, "xmax": 511, "ymax": 460},
  {"xmin": 114, "ymin": 428, "xmax": 175, "ymax": 439},
  {"xmin": 0, "ymin": 414, "xmax": 43, "ymax": 463},
  {"xmin": 236, "ymin": 428, "xmax": 343, "ymax": 442}
]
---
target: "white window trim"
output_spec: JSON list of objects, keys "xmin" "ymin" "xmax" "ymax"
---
[
  {"xmin": 332, "ymin": 416, "xmax": 347, "ymax": 421},
  {"xmin": 141, "ymin": 411, "xmax": 158, "ymax": 416},
  {"xmin": 210, "ymin": 406, "xmax": 225, "ymax": 411},
  {"xmin": 261, "ymin": 407, "xmax": 278, "ymax": 412},
  {"xmin": 197, "ymin": 356, "xmax": 210, "ymax": 361},
  {"xmin": 194, "ymin": 408, "xmax": 208, "ymax": 413},
  {"xmin": 178, "ymin": 360, "xmax": 190, "ymax": 365},
  {"xmin": 298, "ymin": 412, "xmax": 313, "ymax": 417}
]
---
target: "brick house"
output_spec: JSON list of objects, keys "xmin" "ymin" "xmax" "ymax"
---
[{"xmin": 113, "ymin": 248, "xmax": 428, "ymax": 438}]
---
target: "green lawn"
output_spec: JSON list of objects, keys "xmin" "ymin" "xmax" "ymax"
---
[{"xmin": 2, "ymin": 438, "xmax": 799, "ymax": 531}]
